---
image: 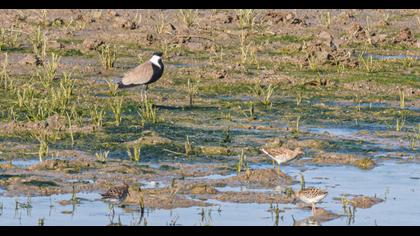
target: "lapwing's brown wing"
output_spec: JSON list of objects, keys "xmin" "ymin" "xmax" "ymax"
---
[{"xmin": 121, "ymin": 61, "xmax": 154, "ymax": 86}]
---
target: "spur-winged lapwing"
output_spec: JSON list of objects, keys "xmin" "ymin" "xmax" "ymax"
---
[{"xmin": 118, "ymin": 52, "xmax": 164, "ymax": 99}]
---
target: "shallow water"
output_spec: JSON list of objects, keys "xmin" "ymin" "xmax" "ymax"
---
[
  {"xmin": 191, "ymin": 173, "xmax": 236, "ymax": 180},
  {"xmin": 1, "ymin": 161, "xmax": 420, "ymax": 225},
  {"xmin": 306, "ymin": 127, "xmax": 359, "ymax": 137},
  {"xmin": 328, "ymin": 100, "xmax": 420, "ymax": 112},
  {"xmin": 363, "ymin": 53, "xmax": 420, "ymax": 60},
  {"xmin": 0, "ymin": 159, "xmax": 39, "ymax": 167},
  {"xmin": 288, "ymin": 161, "xmax": 420, "ymax": 226}
]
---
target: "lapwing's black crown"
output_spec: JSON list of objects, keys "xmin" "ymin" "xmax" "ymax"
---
[{"xmin": 153, "ymin": 52, "xmax": 163, "ymax": 57}]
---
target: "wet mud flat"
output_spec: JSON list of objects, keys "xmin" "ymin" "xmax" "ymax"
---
[
  {"xmin": 0, "ymin": 9, "xmax": 419, "ymax": 225},
  {"xmin": 1, "ymin": 160, "xmax": 419, "ymax": 225}
]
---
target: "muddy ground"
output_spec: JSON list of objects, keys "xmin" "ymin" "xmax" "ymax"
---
[{"xmin": 0, "ymin": 9, "xmax": 418, "ymax": 225}]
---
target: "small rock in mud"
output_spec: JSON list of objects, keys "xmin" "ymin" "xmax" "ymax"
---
[
  {"xmin": 213, "ymin": 70, "xmax": 228, "ymax": 79},
  {"xmin": 350, "ymin": 195, "xmax": 384, "ymax": 208},
  {"xmin": 284, "ymin": 13, "xmax": 305, "ymax": 25},
  {"xmin": 264, "ymin": 11, "xmax": 285, "ymax": 24},
  {"xmin": 302, "ymin": 31, "xmax": 356, "ymax": 67},
  {"xmin": 146, "ymin": 33, "xmax": 157, "ymax": 45},
  {"xmin": 45, "ymin": 114, "xmax": 67, "ymax": 131},
  {"xmin": 18, "ymin": 54, "xmax": 38, "ymax": 65},
  {"xmin": 106, "ymin": 10, "xmax": 120, "ymax": 17},
  {"xmin": 394, "ymin": 28, "xmax": 417, "ymax": 44},
  {"xmin": 49, "ymin": 40, "xmax": 65, "ymax": 50},
  {"xmin": 349, "ymin": 23, "xmax": 367, "ymax": 40},
  {"xmin": 313, "ymin": 152, "xmax": 356, "ymax": 165},
  {"xmin": 182, "ymin": 184, "xmax": 219, "ymax": 195},
  {"xmin": 50, "ymin": 18, "xmax": 65, "ymax": 27},
  {"xmin": 222, "ymin": 169, "xmax": 293, "ymax": 188},
  {"xmin": 263, "ymin": 11, "xmax": 305, "ymax": 26},
  {"xmin": 352, "ymin": 158, "xmax": 375, "ymax": 170},
  {"xmin": 314, "ymin": 152, "xmax": 376, "ymax": 169},
  {"xmin": 318, "ymin": 31, "xmax": 336, "ymax": 49},
  {"xmin": 176, "ymin": 35, "xmax": 192, "ymax": 44},
  {"xmin": 371, "ymin": 33, "xmax": 388, "ymax": 45},
  {"xmin": 125, "ymin": 130, "xmax": 172, "ymax": 146},
  {"xmin": 113, "ymin": 16, "xmax": 138, "ymax": 30},
  {"xmin": 81, "ymin": 38, "xmax": 105, "ymax": 51},
  {"xmin": 199, "ymin": 146, "xmax": 230, "ymax": 156}
]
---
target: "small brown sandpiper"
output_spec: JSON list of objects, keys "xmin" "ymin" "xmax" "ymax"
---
[
  {"xmin": 101, "ymin": 183, "xmax": 130, "ymax": 204},
  {"xmin": 260, "ymin": 146, "xmax": 303, "ymax": 174},
  {"xmin": 295, "ymin": 187, "xmax": 328, "ymax": 215}
]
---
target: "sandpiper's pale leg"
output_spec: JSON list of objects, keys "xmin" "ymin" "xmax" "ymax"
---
[
  {"xmin": 277, "ymin": 164, "xmax": 281, "ymax": 175},
  {"xmin": 312, "ymin": 203, "xmax": 315, "ymax": 215}
]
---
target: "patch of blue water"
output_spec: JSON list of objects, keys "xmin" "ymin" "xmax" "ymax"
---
[{"xmin": 363, "ymin": 53, "xmax": 420, "ymax": 60}]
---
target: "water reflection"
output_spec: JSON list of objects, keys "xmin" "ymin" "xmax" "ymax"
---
[{"xmin": 292, "ymin": 215, "xmax": 321, "ymax": 226}]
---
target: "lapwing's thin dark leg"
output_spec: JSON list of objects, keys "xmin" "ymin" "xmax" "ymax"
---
[
  {"xmin": 140, "ymin": 85, "xmax": 147, "ymax": 101},
  {"xmin": 144, "ymin": 84, "xmax": 149, "ymax": 100}
]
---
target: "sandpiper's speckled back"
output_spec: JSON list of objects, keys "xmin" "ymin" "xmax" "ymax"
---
[
  {"xmin": 261, "ymin": 147, "xmax": 303, "ymax": 164},
  {"xmin": 101, "ymin": 184, "xmax": 129, "ymax": 202}
]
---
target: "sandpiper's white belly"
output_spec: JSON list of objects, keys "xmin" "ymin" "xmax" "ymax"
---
[
  {"xmin": 273, "ymin": 155, "xmax": 291, "ymax": 164},
  {"xmin": 299, "ymin": 194, "xmax": 327, "ymax": 204}
]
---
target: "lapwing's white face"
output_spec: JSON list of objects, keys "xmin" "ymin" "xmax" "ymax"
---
[{"xmin": 149, "ymin": 55, "xmax": 162, "ymax": 68}]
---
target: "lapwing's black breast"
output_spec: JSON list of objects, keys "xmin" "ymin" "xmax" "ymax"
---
[{"xmin": 148, "ymin": 62, "xmax": 164, "ymax": 84}]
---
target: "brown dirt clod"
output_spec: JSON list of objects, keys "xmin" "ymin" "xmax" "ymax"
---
[{"xmin": 350, "ymin": 196, "xmax": 384, "ymax": 208}]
